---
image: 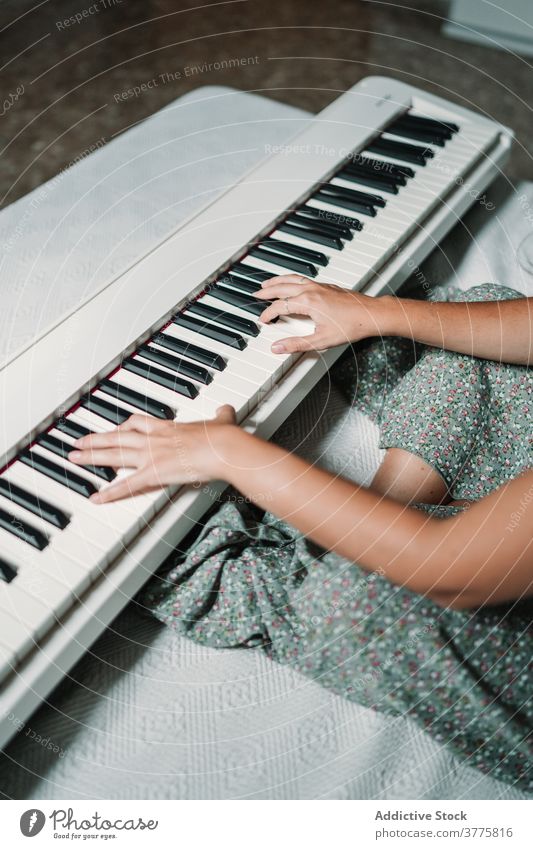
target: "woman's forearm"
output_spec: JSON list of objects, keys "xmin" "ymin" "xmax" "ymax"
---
[
  {"xmin": 216, "ymin": 427, "xmax": 448, "ymax": 596},
  {"xmin": 381, "ymin": 295, "xmax": 533, "ymax": 365},
  {"xmin": 215, "ymin": 429, "xmax": 533, "ymax": 609},
  {"xmin": 254, "ymin": 277, "xmax": 532, "ymax": 365}
]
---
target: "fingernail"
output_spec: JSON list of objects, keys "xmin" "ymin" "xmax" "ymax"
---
[
  {"xmin": 68, "ymin": 451, "xmax": 81, "ymax": 461},
  {"xmin": 89, "ymin": 493, "xmax": 102, "ymax": 504},
  {"xmin": 271, "ymin": 342, "xmax": 285, "ymax": 353}
]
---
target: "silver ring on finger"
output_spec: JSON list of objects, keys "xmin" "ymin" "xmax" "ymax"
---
[{"xmin": 284, "ymin": 296, "xmax": 290, "ymax": 314}]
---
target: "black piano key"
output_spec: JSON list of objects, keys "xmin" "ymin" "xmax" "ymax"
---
[
  {"xmin": 210, "ymin": 285, "xmax": 270, "ymax": 317},
  {"xmin": 153, "ymin": 333, "xmax": 226, "ymax": 371},
  {"xmin": 99, "ymin": 379, "xmax": 175, "ymax": 420},
  {"xmin": 137, "ymin": 344, "xmax": 212, "ymax": 385},
  {"xmin": 56, "ymin": 418, "xmax": 92, "ymax": 440},
  {"xmin": 20, "ymin": 450, "xmax": 97, "ymax": 499},
  {"xmin": 314, "ymin": 188, "xmax": 377, "ymax": 218},
  {"xmin": 340, "ymin": 165, "xmax": 400, "ymax": 194},
  {"xmin": 38, "ymin": 432, "xmax": 116, "ymax": 483},
  {"xmin": 172, "ymin": 313, "xmax": 247, "ymax": 351},
  {"xmin": 395, "ymin": 113, "xmax": 458, "ymax": 135},
  {"xmin": 0, "ymin": 557, "xmax": 17, "ymax": 583},
  {"xmin": 0, "ymin": 505, "xmax": 49, "ymax": 551},
  {"xmin": 187, "ymin": 301, "xmax": 259, "ymax": 337},
  {"xmin": 320, "ymin": 182, "xmax": 386, "ymax": 209},
  {"xmin": 218, "ymin": 272, "xmax": 262, "ymax": 295},
  {"xmin": 349, "ymin": 155, "xmax": 415, "ymax": 182},
  {"xmin": 367, "ymin": 137, "xmax": 434, "ymax": 165},
  {"xmin": 248, "ymin": 246, "xmax": 318, "ymax": 278},
  {"xmin": 387, "ymin": 120, "xmax": 448, "ymax": 147},
  {"xmin": 279, "ymin": 221, "xmax": 343, "ymax": 250},
  {"xmin": 81, "ymin": 394, "xmax": 131, "ymax": 426},
  {"xmin": 348, "ymin": 155, "xmax": 408, "ymax": 184},
  {"xmin": 297, "ymin": 204, "xmax": 363, "ymax": 231},
  {"xmin": 290, "ymin": 211, "xmax": 353, "ymax": 240},
  {"xmin": 291, "ymin": 210, "xmax": 354, "ymax": 240},
  {"xmin": 230, "ymin": 264, "xmax": 274, "ymax": 283},
  {"xmin": 0, "ymin": 478, "xmax": 69, "ymax": 530},
  {"xmin": 261, "ymin": 236, "xmax": 329, "ymax": 267},
  {"xmin": 123, "ymin": 357, "xmax": 199, "ymax": 400}
]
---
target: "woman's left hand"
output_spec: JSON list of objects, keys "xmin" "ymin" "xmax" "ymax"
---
[{"xmin": 67, "ymin": 405, "xmax": 237, "ymax": 504}]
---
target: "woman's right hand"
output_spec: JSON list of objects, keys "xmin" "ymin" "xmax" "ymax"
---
[{"xmin": 255, "ymin": 275, "xmax": 394, "ymax": 353}]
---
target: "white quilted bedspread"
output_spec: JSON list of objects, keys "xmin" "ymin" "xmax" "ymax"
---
[{"xmin": 0, "ymin": 86, "xmax": 531, "ymax": 800}]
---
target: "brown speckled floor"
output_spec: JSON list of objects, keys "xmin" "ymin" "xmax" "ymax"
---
[{"xmin": 0, "ymin": 0, "xmax": 531, "ymax": 206}]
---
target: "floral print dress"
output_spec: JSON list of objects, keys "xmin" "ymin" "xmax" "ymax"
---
[{"xmin": 139, "ymin": 283, "xmax": 533, "ymax": 792}]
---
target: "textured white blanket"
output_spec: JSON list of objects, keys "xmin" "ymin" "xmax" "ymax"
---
[{"xmin": 0, "ymin": 86, "xmax": 531, "ymax": 800}]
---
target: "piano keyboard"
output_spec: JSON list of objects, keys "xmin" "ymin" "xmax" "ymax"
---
[{"xmin": 0, "ymin": 76, "xmax": 513, "ymax": 748}]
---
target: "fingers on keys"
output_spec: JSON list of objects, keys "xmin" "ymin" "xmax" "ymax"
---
[
  {"xmin": 271, "ymin": 333, "xmax": 322, "ymax": 354},
  {"xmin": 90, "ymin": 470, "xmax": 153, "ymax": 504},
  {"xmin": 259, "ymin": 274, "xmax": 313, "ymax": 290}
]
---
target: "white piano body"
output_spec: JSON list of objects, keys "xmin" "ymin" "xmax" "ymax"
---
[{"xmin": 0, "ymin": 76, "xmax": 513, "ymax": 750}]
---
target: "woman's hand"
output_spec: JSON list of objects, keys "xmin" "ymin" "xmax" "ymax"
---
[
  {"xmin": 67, "ymin": 405, "xmax": 237, "ymax": 504},
  {"xmin": 255, "ymin": 275, "xmax": 394, "ymax": 353}
]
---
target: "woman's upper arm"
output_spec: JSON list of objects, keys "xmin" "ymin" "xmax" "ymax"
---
[{"xmin": 426, "ymin": 470, "xmax": 533, "ymax": 609}]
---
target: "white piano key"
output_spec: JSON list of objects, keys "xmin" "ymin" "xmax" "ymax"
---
[
  {"xmin": 3, "ymin": 560, "xmax": 72, "ymax": 620},
  {"xmin": 330, "ymin": 174, "xmax": 389, "ymax": 200},
  {"xmin": 304, "ymin": 192, "xmax": 381, "ymax": 221},
  {"xmin": 156, "ymin": 331, "xmax": 287, "ymax": 414},
  {"xmin": 269, "ymin": 227, "xmax": 336, "ymax": 260},
  {"xmin": 0, "ymin": 489, "xmax": 118, "ymax": 583},
  {"xmin": 0, "ymin": 490, "xmax": 124, "ymax": 578},
  {"xmin": 198, "ymin": 370, "xmax": 265, "ymax": 416},
  {"xmin": 203, "ymin": 369, "xmax": 264, "ymax": 413},
  {"xmin": 122, "ymin": 343, "xmax": 273, "ymax": 421},
  {"xmin": 242, "ymin": 253, "xmax": 320, "ymax": 280},
  {"xmin": 268, "ymin": 231, "xmax": 373, "ymax": 279},
  {"xmin": 0, "ymin": 524, "xmax": 92, "ymax": 598},
  {"xmin": 441, "ymin": 135, "xmax": 487, "ymax": 159},
  {"xmin": 340, "ymin": 233, "xmax": 388, "ymax": 263},
  {"xmin": 0, "ymin": 641, "xmax": 14, "ymax": 684},
  {"xmin": 49, "ymin": 426, "xmax": 95, "ymax": 448},
  {"xmin": 148, "ymin": 337, "xmax": 269, "ymax": 389},
  {"xmin": 29, "ymin": 443, "xmax": 103, "ymax": 493},
  {"xmin": 163, "ymin": 321, "xmax": 287, "ymax": 375},
  {"xmin": 243, "ymin": 331, "xmax": 300, "ymax": 376},
  {"xmin": 69, "ymin": 408, "xmax": 112, "ymax": 433},
  {"xmin": 0, "ymin": 608, "xmax": 35, "ymax": 662},
  {"xmin": 119, "ymin": 360, "xmax": 250, "ymax": 421},
  {"xmin": 65, "ymin": 410, "xmax": 170, "ymax": 519},
  {"xmin": 133, "ymin": 348, "xmax": 262, "ymax": 410},
  {"xmin": 331, "ymin": 176, "xmax": 426, "ymax": 221},
  {"xmin": 307, "ymin": 201, "xmax": 406, "ymax": 243},
  {"xmin": 5, "ymin": 460, "xmax": 146, "ymax": 548},
  {"xmin": 90, "ymin": 388, "xmax": 164, "ymax": 421},
  {"xmin": 359, "ymin": 146, "xmax": 426, "ymax": 176},
  {"xmin": 111, "ymin": 366, "xmax": 251, "ymax": 420},
  {"xmin": 0, "ymin": 580, "xmax": 55, "ymax": 640}
]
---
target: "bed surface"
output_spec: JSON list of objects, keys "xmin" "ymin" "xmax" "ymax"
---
[{"xmin": 0, "ymin": 85, "xmax": 531, "ymax": 800}]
